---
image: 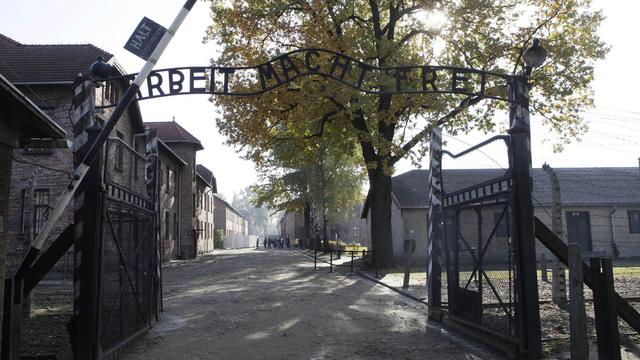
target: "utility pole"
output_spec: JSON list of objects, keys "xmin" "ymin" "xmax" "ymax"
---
[{"xmin": 542, "ymin": 163, "xmax": 567, "ymax": 304}]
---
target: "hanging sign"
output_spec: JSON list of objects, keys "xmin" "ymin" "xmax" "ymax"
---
[{"xmin": 124, "ymin": 17, "xmax": 167, "ymax": 61}]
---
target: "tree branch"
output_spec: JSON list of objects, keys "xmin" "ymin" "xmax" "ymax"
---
[{"xmin": 389, "ymin": 95, "xmax": 483, "ymax": 165}]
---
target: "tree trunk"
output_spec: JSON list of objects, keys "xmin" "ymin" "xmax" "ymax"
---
[{"xmin": 369, "ymin": 167, "xmax": 394, "ymax": 267}]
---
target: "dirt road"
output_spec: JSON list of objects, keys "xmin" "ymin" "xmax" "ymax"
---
[{"xmin": 120, "ymin": 248, "xmax": 499, "ymax": 360}]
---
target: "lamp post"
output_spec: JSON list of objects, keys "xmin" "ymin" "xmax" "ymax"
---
[{"xmin": 509, "ymin": 38, "xmax": 546, "ymax": 358}]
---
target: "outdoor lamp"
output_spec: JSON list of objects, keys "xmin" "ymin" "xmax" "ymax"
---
[
  {"xmin": 522, "ymin": 38, "xmax": 547, "ymax": 76},
  {"xmin": 89, "ymin": 56, "xmax": 114, "ymax": 80}
]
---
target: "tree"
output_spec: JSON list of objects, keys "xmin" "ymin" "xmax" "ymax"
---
[
  {"xmin": 205, "ymin": 0, "xmax": 608, "ymax": 266},
  {"xmin": 232, "ymin": 186, "xmax": 270, "ymax": 235},
  {"xmin": 252, "ymin": 133, "xmax": 365, "ymax": 249}
]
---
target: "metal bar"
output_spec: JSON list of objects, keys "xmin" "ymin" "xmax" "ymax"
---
[
  {"xmin": 534, "ymin": 217, "xmax": 640, "ymax": 333},
  {"xmin": 23, "ymin": 224, "xmax": 75, "ymax": 295},
  {"xmin": 99, "ymin": 209, "xmax": 151, "ymax": 337},
  {"xmin": 508, "ymin": 75, "xmax": 541, "ymax": 357},
  {"xmin": 440, "ymin": 135, "xmax": 510, "ymax": 159}
]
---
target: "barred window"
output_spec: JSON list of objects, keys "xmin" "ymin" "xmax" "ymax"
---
[
  {"xmin": 33, "ymin": 189, "xmax": 49, "ymax": 236},
  {"xmin": 114, "ymin": 131, "xmax": 124, "ymax": 171}
]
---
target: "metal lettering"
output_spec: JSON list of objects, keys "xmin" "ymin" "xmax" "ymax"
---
[
  {"xmin": 189, "ymin": 67, "xmax": 207, "ymax": 93},
  {"xmin": 305, "ymin": 49, "xmax": 321, "ymax": 72},
  {"xmin": 329, "ymin": 55, "xmax": 351, "ymax": 81},
  {"xmin": 168, "ymin": 69, "xmax": 185, "ymax": 94},
  {"xmin": 258, "ymin": 62, "xmax": 282, "ymax": 90},
  {"xmin": 395, "ymin": 67, "xmax": 410, "ymax": 92},
  {"xmin": 147, "ymin": 71, "xmax": 165, "ymax": 97},
  {"xmin": 451, "ymin": 69, "xmax": 469, "ymax": 93},
  {"xmin": 422, "ymin": 66, "xmax": 438, "ymax": 92},
  {"xmin": 279, "ymin": 54, "xmax": 302, "ymax": 81},
  {"xmin": 218, "ymin": 68, "xmax": 235, "ymax": 94}
]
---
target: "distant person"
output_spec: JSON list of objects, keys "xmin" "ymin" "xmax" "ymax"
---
[
  {"xmin": 256, "ymin": 237, "xmax": 260, "ymax": 249},
  {"xmin": 263, "ymin": 237, "xmax": 267, "ymax": 249}
]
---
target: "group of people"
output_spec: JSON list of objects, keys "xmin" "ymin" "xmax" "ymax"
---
[{"xmin": 256, "ymin": 236, "xmax": 292, "ymax": 249}]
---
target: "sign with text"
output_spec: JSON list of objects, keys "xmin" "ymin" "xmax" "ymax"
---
[
  {"xmin": 124, "ymin": 17, "xmax": 166, "ymax": 61},
  {"xmin": 110, "ymin": 49, "xmax": 513, "ymax": 102}
]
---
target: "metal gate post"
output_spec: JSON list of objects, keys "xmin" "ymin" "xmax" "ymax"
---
[
  {"xmin": 71, "ymin": 77, "xmax": 102, "ymax": 360},
  {"xmin": 427, "ymin": 127, "xmax": 443, "ymax": 319},
  {"xmin": 508, "ymin": 75, "xmax": 542, "ymax": 358},
  {"xmin": 145, "ymin": 129, "xmax": 162, "ymax": 317}
]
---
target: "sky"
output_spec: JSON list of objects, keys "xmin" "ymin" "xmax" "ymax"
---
[{"xmin": 1, "ymin": 0, "xmax": 639, "ymax": 199}]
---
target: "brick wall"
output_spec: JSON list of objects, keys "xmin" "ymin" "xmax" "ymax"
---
[
  {"xmin": 157, "ymin": 146, "xmax": 182, "ymax": 262},
  {"xmin": 4, "ymin": 80, "xmax": 146, "ymax": 277},
  {"xmin": 195, "ymin": 177, "xmax": 214, "ymax": 254},
  {"xmin": 164, "ymin": 142, "xmax": 199, "ymax": 259},
  {"xmin": 6, "ymin": 85, "xmax": 75, "ymax": 277}
]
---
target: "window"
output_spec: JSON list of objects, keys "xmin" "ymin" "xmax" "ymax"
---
[
  {"xmin": 353, "ymin": 226, "xmax": 360, "ymax": 238},
  {"xmin": 629, "ymin": 210, "xmax": 640, "ymax": 234},
  {"xmin": 494, "ymin": 211, "xmax": 511, "ymax": 238},
  {"xmin": 33, "ymin": 190, "xmax": 49, "ymax": 236},
  {"xmin": 165, "ymin": 211, "xmax": 170, "ymax": 239},
  {"xmin": 173, "ymin": 213, "xmax": 178, "ymax": 240},
  {"xmin": 173, "ymin": 170, "xmax": 178, "ymax": 195},
  {"xmin": 167, "ymin": 168, "xmax": 175, "ymax": 195},
  {"xmin": 114, "ymin": 131, "xmax": 124, "ymax": 171},
  {"xmin": 158, "ymin": 162, "xmax": 163, "ymax": 190},
  {"xmin": 566, "ymin": 211, "xmax": 592, "ymax": 251},
  {"xmin": 104, "ymin": 81, "xmax": 119, "ymax": 104},
  {"xmin": 19, "ymin": 190, "xmax": 26, "ymax": 235}
]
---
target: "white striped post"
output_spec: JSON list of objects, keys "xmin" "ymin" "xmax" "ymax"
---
[{"xmin": 427, "ymin": 127, "xmax": 443, "ymax": 319}]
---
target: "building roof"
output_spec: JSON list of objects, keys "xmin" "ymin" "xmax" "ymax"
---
[
  {"xmin": 196, "ymin": 164, "xmax": 217, "ymax": 192},
  {"xmin": 0, "ymin": 34, "xmax": 113, "ymax": 84},
  {"xmin": 363, "ymin": 167, "xmax": 640, "ymax": 217},
  {"xmin": 0, "ymin": 34, "xmax": 20, "ymax": 46},
  {"xmin": 213, "ymin": 193, "xmax": 247, "ymax": 220},
  {"xmin": 0, "ymin": 73, "xmax": 66, "ymax": 146},
  {"xmin": 144, "ymin": 121, "xmax": 204, "ymax": 150}
]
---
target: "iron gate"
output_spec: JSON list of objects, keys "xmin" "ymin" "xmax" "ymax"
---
[
  {"xmin": 74, "ymin": 131, "xmax": 160, "ymax": 360},
  {"xmin": 98, "ymin": 137, "xmax": 159, "ymax": 358},
  {"xmin": 439, "ymin": 136, "xmax": 518, "ymax": 341}
]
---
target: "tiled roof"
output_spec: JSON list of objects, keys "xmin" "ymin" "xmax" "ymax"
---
[
  {"xmin": 144, "ymin": 121, "xmax": 204, "ymax": 150},
  {"xmin": 0, "ymin": 34, "xmax": 113, "ymax": 84},
  {"xmin": 390, "ymin": 167, "xmax": 640, "ymax": 209},
  {"xmin": 0, "ymin": 34, "xmax": 20, "ymax": 46},
  {"xmin": 196, "ymin": 164, "xmax": 217, "ymax": 192}
]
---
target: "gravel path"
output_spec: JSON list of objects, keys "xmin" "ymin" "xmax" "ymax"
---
[{"xmin": 120, "ymin": 248, "xmax": 500, "ymax": 360}]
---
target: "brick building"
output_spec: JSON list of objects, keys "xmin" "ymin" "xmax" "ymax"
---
[
  {"xmin": 213, "ymin": 194, "xmax": 248, "ymax": 238},
  {"xmin": 0, "ymin": 34, "xmax": 146, "ymax": 276},
  {"xmin": 195, "ymin": 164, "xmax": 216, "ymax": 254},
  {"xmin": 156, "ymin": 139, "xmax": 186, "ymax": 261},
  {"xmin": 0, "ymin": 73, "xmax": 66, "ymax": 336},
  {"xmin": 145, "ymin": 121, "xmax": 203, "ymax": 259}
]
